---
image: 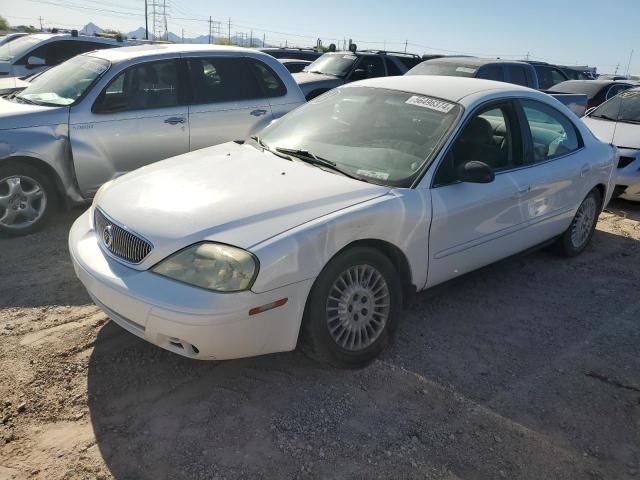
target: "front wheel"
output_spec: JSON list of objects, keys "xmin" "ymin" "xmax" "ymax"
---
[
  {"xmin": 301, "ymin": 247, "xmax": 402, "ymax": 368},
  {"xmin": 0, "ymin": 163, "xmax": 57, "ymax": 237},
  {"xmin": 556, "ymin": 189, "xmax": 601, "ymax": 257}
]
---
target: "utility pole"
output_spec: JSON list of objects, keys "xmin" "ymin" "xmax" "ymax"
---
[
  {"xmin": 525, "ymin": 51, "xmax": 530, "ymax": 61},
  {"xmin": 38, "ymin": 16, "xmax": 43, "ymax": 32},
  {"xmin": 228, "ymin": 17, "xmax": 231, "ymax": 44},
  {"xmin": 625, "ymin": 49, "xmax": 634, "ymax": 77},
  {"xmin": 209, "ymin": 16, "xmax": 212, "ymax": 44},
  {"xmin": 250, "ymin": 30, "xmax": 253, "ymax": 48},
  {"xmin": 404, "ymin": 40, "xmax": 408, "ymax": 54},
  {"xmin": 181, "ymin": 28, "xmax": 184, "ymax": 43},
  {"xmin": 262, "ymin": 33, "xmax": 265, "ymax": 47},
  {"xmin": 614, "ymin": 63, "xmax": 620, "ymax": 75},
  {"xmin": 144, "ymin": 0, "xmax": 148, "ymax": 39}
]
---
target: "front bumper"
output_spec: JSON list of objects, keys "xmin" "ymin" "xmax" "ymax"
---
[
  {"xmin": 616, "ymin": 149, "xmax": 640, "ymax": 202},
  {"xmin": 69, "ymin": 209, "xmax": 314, "ymax": 360}
]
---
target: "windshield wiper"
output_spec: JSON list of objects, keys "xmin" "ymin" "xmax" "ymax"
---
[
  {"xmin": 275, "ymin": 147, "xmax": 362, "ymax": 180},
  {"xmin": 14, "ymin": 95, "xmax": 37, "ymax": 105},
  {"xmin": 590, "ymin": 113, "xmax": 618, "ymax": 121},
  {"xmin": 250, "ymin": 135, "xmax": 293, "ymax": 161}
]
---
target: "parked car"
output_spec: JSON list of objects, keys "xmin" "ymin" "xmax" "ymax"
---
[
  {"xmin": 279, "ymin": 58, "xmax": 312, "ymax": 74},
  {"xmin": 69, "ymin": 76, "xmax": 616, "ymax": 367},
  {"xmin": 260, "ymin": 47, "xmax": 323, "ymax": 62},
  {"xmin": 0, "ymin": 33, "xmax": 29, "ymax": 46},
  {"xmin": 293, "ymin": 50, "xmax": 422, "ymax": 100},
  {"xmin": 0, "ymin": 71, "xmax": 38, "ymax": 96},
  {"xmin": 0, "ymin": 44, "xmax": 305, "ymax": 236},
  {"xmin": 522, "ymin": 61, "xmax": 570, "ymax": 89},
  {"xmin": 582, "ymin": 87, "xmax": 640, "ymax": 202},
  {"xmin": 549, "ymin": 80, "xmax": 636, "ymax": 111},
  {"xmin": 407, "ymin": 57, "xmax": 588, "ymax": 116},
  {"xmin": 561, "ymin": 67, "xmax": 596, "ymax": 81},
  {"xmin": 0, "ymin": 32, "xmax": 136, "ymax": 79}
]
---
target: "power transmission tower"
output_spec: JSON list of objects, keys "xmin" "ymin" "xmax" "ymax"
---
[
  {"xmin": 228, "ymin": 18, "xmax": 231, "ymax": 44},
  {"xmin": 149, "ymin": 0, "xmax": 167, "ymax": 40}
]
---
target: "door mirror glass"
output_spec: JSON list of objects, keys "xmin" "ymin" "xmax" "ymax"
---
[
  {"xmin": 26, "ymin": 55, "xmax": 45, "ymax": 68},
  {"xmin": 350, "ymin": 69, "xmax": 368, "ymax": 81},
  {"xmin": 457, "ymin": 160, "xmax": 495, "ymax": 183}
]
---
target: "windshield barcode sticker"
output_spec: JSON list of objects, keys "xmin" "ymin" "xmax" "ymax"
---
[{"xmin": 405, "ymin": 96, "xmax": 455, "ymax": 113}]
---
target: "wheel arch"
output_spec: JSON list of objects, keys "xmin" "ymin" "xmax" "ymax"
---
[
  {"xmin": 0, "ymin": 156, "xmax": 67, "ymax": 206},
  {"xmin": 325, "ymin": 238, "xmax": 417, "ymax": 307}
]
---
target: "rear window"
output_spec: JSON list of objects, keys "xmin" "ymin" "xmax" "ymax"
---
[
  {"xmin": 506, "ymin": 65, "xmax": 528, "ymax": 86},
  {"xmin": 246, "ymin": 58, "xmax": 287, "ymax": 98},
  {"xmin": 407, "ymin": 62, "xmax": 478, "ymax": 77}
]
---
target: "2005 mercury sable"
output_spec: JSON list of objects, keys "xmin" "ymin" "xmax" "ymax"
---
[{"xmin": 69, "ymin": 76, "xmax": 617, "ymax": 368}]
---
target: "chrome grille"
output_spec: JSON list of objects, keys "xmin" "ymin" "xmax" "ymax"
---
[{"xmin": 94, "ymin": 209, "xmax": 152, "ymax": 264}]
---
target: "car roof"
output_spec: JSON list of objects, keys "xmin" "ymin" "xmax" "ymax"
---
[
  {"xmin": 548, "ymin": 80, "xmax": 633, "ymax": 96},
  {"xmin": 87, "ymin": 43, "xmax": 262, "ymax": 62},
  {"xmin": 278, "ymin": 58, "xmax": 311, "ymax": 63},
  {"xmin": 350, "ymin": 75, "xmax": 532, "ymax": 103},
  {"xmin": 425, "ymin": 57, "xmax": 531, "ymax": 67},
  {"xmin": 17, "ymin": 33, "xmax": 131, "ymax": 45}
]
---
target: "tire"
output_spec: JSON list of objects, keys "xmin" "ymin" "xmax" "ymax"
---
[
  {"xmin": 556, "ymin": 189, "xmax": 601, "ymax": 257},
  {"xmin": 300, "ymin": 247, "xmax": 402, "ymax": 369},
  {"xmin": 0, "ymin": 162, "xmax": 58, "ymax": 238}
]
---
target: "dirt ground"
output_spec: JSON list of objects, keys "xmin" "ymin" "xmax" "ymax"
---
[{"xmin": 0, "ymin": 200, "xmax": 639, "ymax": 480}]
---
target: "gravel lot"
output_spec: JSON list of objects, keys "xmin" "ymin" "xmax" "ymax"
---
[{"xmin": 0, "ymin": 200, "xmax": 639, "ymax": 480}]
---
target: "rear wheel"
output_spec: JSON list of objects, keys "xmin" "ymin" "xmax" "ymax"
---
[
  {"xmin": 0, "ymin": 163, "xmax": 58, "ymax": 237},
  {"xmin": 557, "ymin": 189, "xmax": 601, "ymax": 257},
  {"xmin": 301, "ymin": 247, "xmax": 402, "ymax": 368}
]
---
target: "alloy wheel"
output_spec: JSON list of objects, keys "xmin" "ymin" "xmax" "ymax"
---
[{"xmin": 0, "ymin": 175, "xmax": 47, "ymax": 230}]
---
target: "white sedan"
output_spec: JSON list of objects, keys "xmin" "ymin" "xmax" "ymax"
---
[
  {"xmin": 582, "ymin": 87, "xmax": 640, "ymax": 202},
  {"xmin": 69, "ymin": 76, "xmax": 617, "ymax": 368}
]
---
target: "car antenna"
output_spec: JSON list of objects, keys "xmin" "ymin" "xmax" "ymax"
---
[{"xmin": 609, "ymin": 89, "xmax": 626, "ymax": 147}]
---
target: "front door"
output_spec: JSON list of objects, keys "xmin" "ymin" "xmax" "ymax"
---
[
  {"xmin": 69, "ymin": 59, "xmax": 189, "ymax": 197},
  {"xmin": 186, "ymin": 56, "xmax": 274, "ymax": 150},
  {"xmin": 427, "ymin": 102, "xmax": 531, "ymax": 287}
]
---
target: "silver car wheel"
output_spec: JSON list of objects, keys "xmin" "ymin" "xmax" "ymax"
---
[
  {"xmin": 326, "ymin": 264, "xmax": 391, "ymax": 352},
  {"xmin": 0, "ymin": 175, "xmax": 47, "ymax": 230},
  {"xmin": 571, "ymin": 196, "xmax": 597, "ymax": 249}
]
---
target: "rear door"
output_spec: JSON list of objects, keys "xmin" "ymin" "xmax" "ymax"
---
[
  {"xmin": 186, "ymin": 55, "xmax": 274, "ymax": 150},
  {"xmin": 69, "ymin": 58, "xmax": 189, "ymax": 196},
  {"xmin": 513, "ymin": 98, "xmax": 587, "ymax": 242}
]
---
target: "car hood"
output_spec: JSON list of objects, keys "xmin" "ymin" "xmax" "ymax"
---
[
  {"xmin": 95, "ymin": 142, "xmax": 390, "ymax": 264},
  {"xmin": 0, "ymin": 97, "xmax": 68, "ymax": 130},
  {"xmin": 0, "ymin": 76, "xmax": 29, "ymax": 95},
  {"xmin": 583, "ymin": 116, "xmax": 640, "ymax": 149}
]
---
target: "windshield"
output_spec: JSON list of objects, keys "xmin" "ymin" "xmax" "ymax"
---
[
  {"xmin": 0, "ymin": 35, "xmax": 42, "ymax": 61},
  {"xmin": 303, "ymin": 53, "xmax": 358, "ymax": 78},
  {"xmin": 591, "ymin": 89, "xmax": 640, "ymax": 123},
  {"xmin": 407, "ymin": 62, "xmax": 478, "ymax": 77},
  {"xmin": 17, "ymin": 55, "xmax": 110, "ymax": 106},
  {"xmin": 258, "ymin": 86, "xmax": 462, "ymax": 187}
]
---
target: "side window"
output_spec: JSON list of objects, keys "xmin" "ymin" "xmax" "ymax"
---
[
  {"xmin": 506, "ymin": 66, "xmax": 529, "ymax": 86},
  {"xmin": 245, "ymin": 58, "xmax": 287, "ymax": 98},
  {"xmin": 187, "ymin": 57, "xmax": 259, "ymax": 103},
  {"xmin": 521, "ymin": 100, "xmax": 581, "ymax": 163},
  {"xmin": 45, "ymin": 41, "xmax": 89, "ymax": 66},
  {"xmin": 535, "ymin": 66, "xmax": 553, "ymax": 90},
  {"xmin": 18, "ymin": 43, "xmax": 50, "ymax": 65},
  {"xmin": 94, "ymin": 60, "xmax": 178, "ymax": 113},
  {"xmin": 385, "ymin": 58, "xmax": 402, "ymax": 76},
  {"xmin": 435, "ymin": 104, "xmax": 516, "ymax": 186},
  {"xmin": 550, "ymin": 68, "xmax": 567, "ymax": 86},
  {"xmin": 478, "ymin": 65, "xmax": 505, "ymax": 82},
  {"xmin": 356, "ymin": 56, "xmax": 386, "ymax": 78}
]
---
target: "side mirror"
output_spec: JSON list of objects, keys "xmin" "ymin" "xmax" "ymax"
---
[
  {"xmin": 26, "ymin": 56, "xmax": 46, "ymax": 68},
  {"xmin": 457, "ymin": 161, "xmax": 495, "ymax": 184},
  {"xmin": 349, "ymin": 69, "xmax": 368, "ymax": 81}
]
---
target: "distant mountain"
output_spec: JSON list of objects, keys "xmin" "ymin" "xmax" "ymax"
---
[
  {"xmin": 80, "ymin": 22, "xmax": 103, "ymax": 35},
  {"xmin": 126, "ymin": 27, "xmax": 152, "ymax": 39},
  {"xmin": 81, "ymin": 22, "xmax": 268, "ymax": 46}
]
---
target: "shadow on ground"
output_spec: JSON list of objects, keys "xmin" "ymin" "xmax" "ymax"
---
[{"xmin": 85, "ymin": 219, "xmax": 640, "ymax": 479}]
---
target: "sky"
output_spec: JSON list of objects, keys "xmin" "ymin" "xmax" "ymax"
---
[{"xmin": 3, "ymin": 0, "xmax": 639, "ymax": 74}]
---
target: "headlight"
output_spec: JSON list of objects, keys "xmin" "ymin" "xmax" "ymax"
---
[{"xmin": 152, "ymin": 242, "xmax": 258, "ymax": 292}]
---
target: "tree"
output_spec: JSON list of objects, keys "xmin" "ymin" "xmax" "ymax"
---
[{"xmin": 0, "ymin": 16, "xmax": 10, "ymax": 31}]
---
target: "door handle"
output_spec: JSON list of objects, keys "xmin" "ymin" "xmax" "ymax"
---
[
  {"xmin": 250, "ymin": 109, "xmax": 268, "ymax": 117},
  {"xmin": 580, "ymin": 164, "xmax": 591, "ymax": 177},
  {"xmin": 164, "ymin": 117, "xmax": 185, "ymax": 125},
  {"xmin": 513, "ymin": 185, "xmax": 531, "ymax": 198}
]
